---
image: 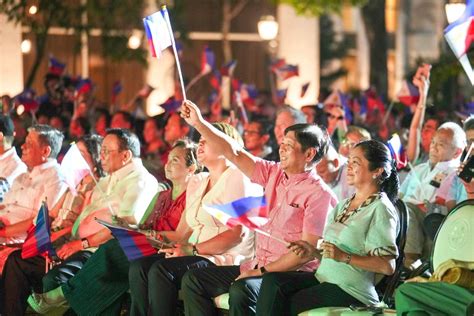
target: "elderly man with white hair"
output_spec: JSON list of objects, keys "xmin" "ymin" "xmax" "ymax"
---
[{"xmin": 400, "ymin": 122, "xmax": 466, "ymax": 266}]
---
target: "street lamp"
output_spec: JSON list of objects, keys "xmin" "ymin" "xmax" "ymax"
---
[
  {"xmin": 258, "ymin": 15, "xmax": 279, "ymax": 40},
  {"xmin": 21, "ymin": 39, "xmax": 32, "ymax": 54},
  {"xmin": 128, "ymin": 32, "xmax": 142, "ymax": 50},
  {"xmin": 445, "ymin": 1, "xmax": 466, "ymax": 23}
]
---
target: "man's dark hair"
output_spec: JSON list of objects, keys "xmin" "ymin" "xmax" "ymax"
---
[
  {"xmin": 74, "ymin": 117, "xmax": 91, "ymax": 134},
  {"xmin": 463, "ymin": 115, "xmax": 474, "ymax": 132},
  {"xmin": 29, "ymin": 124, "xmax": 64, "ymax": 158},
  {"xmin": 106, "ymin": 128, "xmax": 140, "ymax": 157},
  {"xmin": 284, "ymin": 124, "xmax": 330, "ymax": 164},
  {"xmin": 113, "ymin": 111, "xmax": 134, "ymax": 126},
  {"xmin": 249, "ymin": 116, "xmax": 272, "ymax": 136}
]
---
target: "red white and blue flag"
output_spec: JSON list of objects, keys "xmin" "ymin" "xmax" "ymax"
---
[
  {"xmin": 201, "ymin": 46, "xmax": 215, "ymax": 75},
  {"xmin": 143, "ymin": 8, "xmax": 173, "ymax": 58},
  {"xmin": 323, "ymin": 91, "xmax": 353, "ymax": 124},
  {"xmin": 48, "ymin": 56, "xmax": 66, "ymax": 76},
  {"xmin": 444, "ymin": 0, "xmax": 474, "ymax": 84},
  {"xmin": 60, "ymin": 143, "xmax": 91, "ymax": 195},
  {"xmin": 98, "ymin": 220, "xmax": 157, "ymax": 261},
  {"xmin": 76, "ymin": 78, "xmax": 92, "ymax": 96},
  {"xmin": 273, "ymin": 64, "xmax": 299, "ymax": 81},
  {"xmin": 21, "ymin": 202, "xmax": 56, "ymax": 259},
  {"xmin": 387, "ymin": 133, "xmax": 408, "ymax": 170},
  {"xmin": 396, "ymin": 80, "xmax": 420, "ymax": 106},
  {"xmin": 221, "ymin": 60, "xmax": 237, "ymax": 77},
  {"xmin": 161, "ymin": 97, "xmax": 182, "ymax": 113},
  {"xmin": 15, "ymin": 89, "xmax": 39, "ymax": 113},
  {"xmin": 204, "ymin": 195, "xmax": 269, "ymax": 230}
]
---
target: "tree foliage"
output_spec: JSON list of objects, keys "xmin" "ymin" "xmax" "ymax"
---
[{"xmin": 274, "ymin": 0, "xmax": 367, "ymax": 16}]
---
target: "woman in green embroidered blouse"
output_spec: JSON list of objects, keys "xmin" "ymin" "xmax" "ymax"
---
[{"xmin": 256, "ymin": 139, "xmax": 400, "ymax": 315}]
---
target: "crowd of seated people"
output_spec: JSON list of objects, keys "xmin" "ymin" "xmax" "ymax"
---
[{"xmin": 0, "ymin": 61, "xmax": 472, "ymax": 316}]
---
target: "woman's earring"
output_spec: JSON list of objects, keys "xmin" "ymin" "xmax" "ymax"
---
[{"xmin": 372, "ymin": 174, "xmax": 377, "ymax": 179}]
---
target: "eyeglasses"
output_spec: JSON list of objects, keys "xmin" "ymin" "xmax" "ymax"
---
[
  {"xmin": 243, "ymin": 130, "xmax": 261, "ymax": 136},
  {"xmin": 340, "ymin": 138, "xmax": 357, "ymax": 148},
  {"xmin": 325, "ymin": 113, "xmax": 344, "ymax": 121},
  {"xmin": 100, "ymin": 148, "xmax": 121, "ymax": 156}
]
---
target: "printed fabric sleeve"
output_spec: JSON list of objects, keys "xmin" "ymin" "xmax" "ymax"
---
[{"xmin": 365, "ymin": 201, "xmax": 399, "ymax": 257}]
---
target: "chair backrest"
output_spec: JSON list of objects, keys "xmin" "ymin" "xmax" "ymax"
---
[
  {"xmin": 431, "ymin": 199, "xmax": 474, "ymax": 272},
  {"xmin": 377, "ymin": 198, "xmax": 408, "ymax": 307}
]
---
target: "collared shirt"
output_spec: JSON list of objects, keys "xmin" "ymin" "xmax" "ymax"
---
[
  {"xmin": 185, "ymin": 165, "xmax": 263, "ymax": 266},
  {"xmin": 241, "ymin": 159, "xmax": 338, "ymax": 272},
  {"xmin": 0, "ymin": 148, "xmax": 27, "ymax": 202},
  {"xmin": 0, "ymin": 159, "xmax": 66, "ymax": 241},
  {"xmin": 400, "ymin": 159, "xmax": 460, "ymax": 206},
  {"xmin": 72, "ymin": 158, "xmax": 158, "ymax": 239}
]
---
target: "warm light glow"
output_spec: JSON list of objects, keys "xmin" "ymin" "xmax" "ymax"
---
[
  {"xmin": 258, "ymin": 15, "xmax": 279, "ymax": 40},
  {"xmin": 128, "ymin": 33, "xmax": 142, "ymax": 50},
  {"xmin": 16, "ymin": 104, "xmax": 25, "ymax": 115},
  {"xmin": 28, "ymin": 5, "xmax": 38, "ymax": 15},
  {"xmin": 445, "ymin": 3, "xmax": 466, "ymax": 23},
  {"xmin": 21, "ymin": 39, "xmax": 32, "ymax": 54}
]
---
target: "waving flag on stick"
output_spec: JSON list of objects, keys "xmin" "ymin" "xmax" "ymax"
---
[
  {"xmin": 97, "ymin": 219, "xmax": 158, "ymax": 261},
  {"xmin": 200, "ymin": 46, "xmax": 216, "ymax": 75},
  {"xmin": 21, "ymin": 202, "xmax": 56, "ymax": 259},
  {"xmin": 387, "ymin": 134, "xmax": 408, "ymax": 170},
  {"xmin": 444, "ymin": 0, "xmax": 474, "ymax": 84},
  {"xmin": 204, "ymin": 196, "xmax": 288, "ymax": 245},
  {"xmin": 396, "ymin": 80, "xmax": 420, "ymax": 106},
  {"xmin": 48, "ymin": 56, "xmax": 66, "ymax": 76},
  {"xmin": 143, "ymin": 6, "xmax": 187, "ymax": 99},
  {"xmin": 221, "ymin": 60, "xmax": 237, "ymax": 77}
]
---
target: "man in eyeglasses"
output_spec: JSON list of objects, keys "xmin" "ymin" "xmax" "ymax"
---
[{"xmin": 243, "ymin": 118, "xmax": 272, "ymax": 159}]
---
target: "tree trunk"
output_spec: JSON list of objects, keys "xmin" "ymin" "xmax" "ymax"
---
[
  {"xmin": 25, "ymin": 31, "xmax": 48, "ymax": 88},
  {"xmin": 361, "ymin": 0, "xmax": 388, "ymax": 96},
  {"xmin": 222, "ymin": 0, "xmax": 232, "ymax": 62}
]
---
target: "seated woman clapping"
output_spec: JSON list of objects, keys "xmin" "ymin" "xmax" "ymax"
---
[{"xmin": 256, "ymin": 140, "xmax": 400, "ymax": 316}]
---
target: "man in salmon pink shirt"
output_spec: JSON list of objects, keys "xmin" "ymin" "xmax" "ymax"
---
[{"xmin": 179, "ymin": 100, "xmax": 338, "ymax": 316}]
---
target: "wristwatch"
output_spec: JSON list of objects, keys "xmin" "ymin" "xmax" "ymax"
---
[
  {"xmin": 260, "ymin": 266, "xmax": 268, "ymax": 275},
  {"xmin": 81, "ymin": 238, "xmax": 90, "ymax": 249}
]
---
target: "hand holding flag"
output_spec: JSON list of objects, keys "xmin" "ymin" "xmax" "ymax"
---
[
  {"xmin": 204, "ymin": 196, "xmax": 288, "ymax": 245},
  {"xmin": 97, "ymin": 219, "xmax": 159, "ymax": 261},
  {"xmin": 21, "ymin": 202, "xmax": 56, "ymax": 259}
]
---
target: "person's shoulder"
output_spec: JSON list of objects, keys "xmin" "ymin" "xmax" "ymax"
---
[{"xmin": 372, "ymin": 193, "xmax": 398, "ymax": 217}]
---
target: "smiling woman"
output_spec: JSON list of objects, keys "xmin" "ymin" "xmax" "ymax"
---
[{"xmin": 256, "ymin": 140, "xmax": 400, "ymax": 315}]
